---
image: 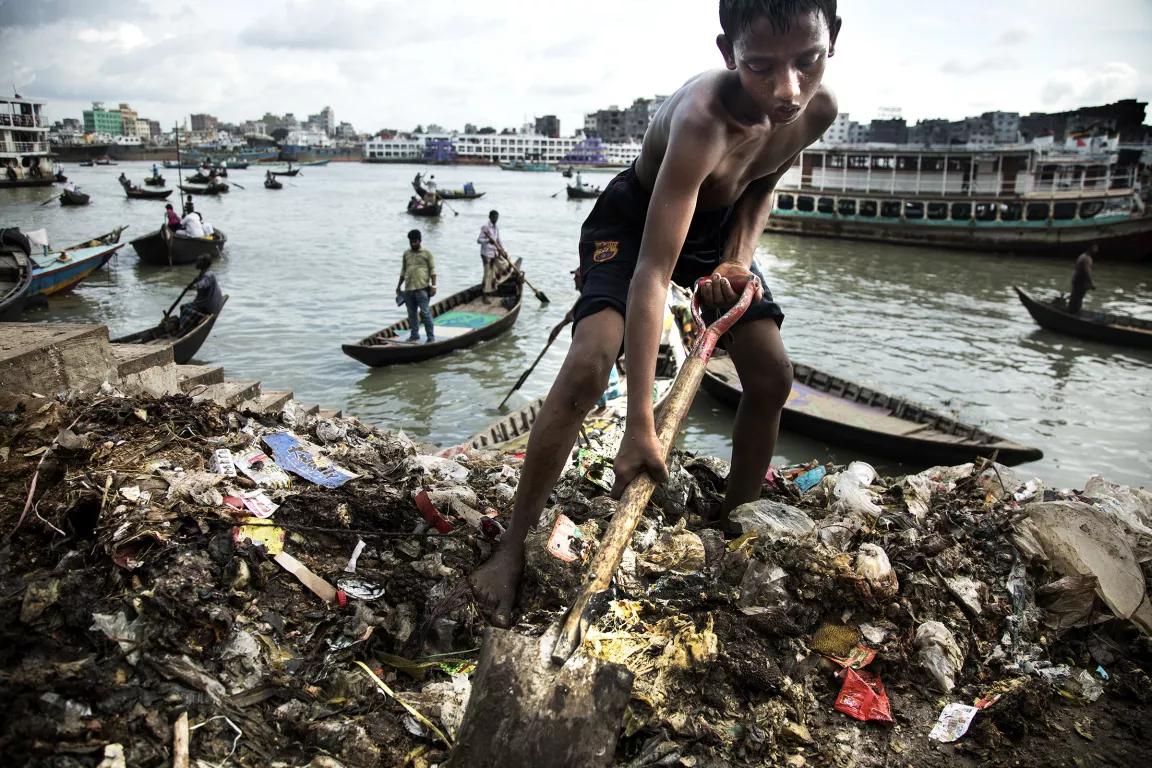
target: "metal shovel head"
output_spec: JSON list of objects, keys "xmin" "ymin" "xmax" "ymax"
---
[{"xmin": 445, "ymin": 626, "xmax": 634, "ymax": 767}]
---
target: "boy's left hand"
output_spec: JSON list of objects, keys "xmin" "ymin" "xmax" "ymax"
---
[{"xmin": 696, "ymin": 263, "xmax": 762, "ymax": 307}]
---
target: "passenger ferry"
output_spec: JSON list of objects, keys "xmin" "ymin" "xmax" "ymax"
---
[
  {"xmin": 0, "ymin": 95, "xmax": 53, "ymax": 189},
  {"xmin": 767, "ymin": 140, "xmax": 1151, "ymax": 259}
]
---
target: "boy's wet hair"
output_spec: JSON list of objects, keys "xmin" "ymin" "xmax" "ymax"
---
[
  {"xmin": 408, "ymin": 229, "xmax": 422, "ymax": 241},
  {"xmin": 719, "ymin": 0, "xmax": 836, "ymax": 38}
]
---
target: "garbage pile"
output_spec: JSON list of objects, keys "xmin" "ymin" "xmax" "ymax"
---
[{"xmin": 1, "ymin": 389, "xmax": 1150, "ymax": 767}]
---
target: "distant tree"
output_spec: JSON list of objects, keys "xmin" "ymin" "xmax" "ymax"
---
[
  {"xmin": 413, "ymin": 125, "xmax": 424, "ymax": 134},
  {"xmin": 478, "ymin": 126, "xmax": 496, "ymax": 134},
  {"xmin": 271, "ymin": 127, "xmax": 289, "ymax": 142}
]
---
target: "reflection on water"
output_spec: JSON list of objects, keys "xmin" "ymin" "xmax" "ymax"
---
[{"xmin": 3, "ymin": 162, "xmax": 1149, "ymax": 487}]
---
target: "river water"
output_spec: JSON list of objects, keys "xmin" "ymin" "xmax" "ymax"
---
[{"xmin": 4, "ymin": 161, "xmax": 1150, "ymax": 488}]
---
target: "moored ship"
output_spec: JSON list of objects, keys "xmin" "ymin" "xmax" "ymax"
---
[
  {"xmin": 0, "ymin": 95, "xmax": 53, "ymax": 189},
  {"xmin": 767, "ymin": 139, "xmax": 1151, "ymax": 259}
]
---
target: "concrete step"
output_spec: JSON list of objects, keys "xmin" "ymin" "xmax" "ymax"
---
[
  {"xmin": 0, "ymin": 323, "xmax": 117, "ymax": 396},
  {"xmin": 110, "ymin": 342, "xmax": 173, "ymax": 377},
  {"xmin": 296, "ymin": 402, "xmax": 321, "ymax": 416},
  {"xmin": 193, "ymin": 379, "xmax": 261, "ymax": 408},
  {"xmin": 176, "ymin": 364, "xmax": 225, "ymax": 391},
  {"xmin": 241, "ymin": 389, "xmax": 293, "ymax": 414},
  {"xmin": 317, "ymin": 407, "xmax": 344, "ymax": 419}
]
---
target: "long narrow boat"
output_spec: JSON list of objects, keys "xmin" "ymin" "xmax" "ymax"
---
[
  {"xmin": 59, "ymin": 188, "xmax": 90, "ymax": 206},
  {"xmin": 699, "ymin": 353, "xmax": 1043, "ymax": 466},
  {"xmin": 448, "ymin": 291, "xmax": 690, "ymax": 456},
  {"xmin": 299, "ymin": 160, "xmax": 330, "ymax": 167},
  {"xmin": 178, "ymin": 183, "xmax": 229, "ymax": 196},
  {"xmin": 125, "ymin": 187, "xmax": 173, "ymax": 200},
  {"xmin": 130, "ymin": 226, "xmax": 227, "ymax": 267},
  {"xmin": 1014, "ymin": 286, "xmax": 1152, "ymax": 349},
  {"xmin": 112, "ymin": 295, "xmax": 229, "ymax": 364},
  {"xmin": 62, "ymin": 225, "xmax": 128, "ymax": 251},
  {"xmin": 268, "ymin": 167, "xmax": 300, "ymax": 177},
  {"xmin": 407, "ymin": 201, "xmax": 442, "ymax": 217},
  {"xmin": 566, "ymin": 184, "xmax": 601, "ymax": 199},
  {"xmin": 28, "ymin": 243, "xmax": 124, "ymax": 297},
  {"xmin": 143, "ymin": 175, "xmax": 165, "ymax": 186},
  {"xmin": 0, "ymin": 230, "xmax": 33, "ymax": 320},
  {"xmin": 342, "ymin": 263, "xmax": 523, "ymax": 367}
]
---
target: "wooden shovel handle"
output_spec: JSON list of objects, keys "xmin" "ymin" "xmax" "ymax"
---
[{"xmin": 551, "ymin": 279, "xmax": 759, "ymax": 662}]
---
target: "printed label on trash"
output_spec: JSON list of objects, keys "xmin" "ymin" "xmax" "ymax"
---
[
  {"xmin": 233, "ymin": 519, "xmax": 285, "ymax": 555},
  {"xmin": 234, "ymin": 447, "xmax": 292, "ymax": 488},
  {"xmin": 212, "ymin": 448, "xmax": 237, "ymax": 477},
  {"xmin": 828, "ymin": 645, "xmax": 878, "ymax": 670},
  {"xmin": 240, "ymin": 490, "xmax": 278, "ymax": 518},
  {"xmin": 794, "ymin": 465, "xmax": 826, "ymax": 493},
  {"xmin": 834, "ymin": 668, "xmax": 894, "ymax": 723},
  {"xmin": 928, "ymin": 703, "xmax": 979, "ymax": 742},
  {"xmin": 547, "ymin": 514, "xmax": 589, "ymax": 563},
  {"xmin": 263, "ymin": 432, "xmax": 359, "ymax": 488}
]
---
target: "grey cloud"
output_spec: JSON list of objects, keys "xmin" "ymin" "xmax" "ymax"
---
[
  {"xmin": 1041, "ymin": 80, "xmax": 1073, "ymax": 104},
  {"xmin": 939, "ymin": 55, "xmax": 1019, "ymax": 75},
  {"xmin": 0, "ymin": 0, "xmax": 150, "ymax": 28},
  {"xmin": 994, "ymin": 28, "xmax": 1028, "ymax": 46}
]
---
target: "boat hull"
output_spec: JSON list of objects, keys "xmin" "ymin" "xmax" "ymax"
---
[
  {"xmin": 566, "ymin": 185, "xmax": 601, "ymax": 199},
  {"xmin": 1014, "ymin": 286, "xmax": 1152, "ymax": 348},
  {"xmin": 112, "ymin": 296, "xmax": 228, "ymax": 364},
  {"xmin": 130, "ymin": 228, "xmax": 227, "ymax": 267},
  {"xmin": 438, "ymin": 190, "xmax": 485, "ymax": 200},
  {"xmin": 700, "ymin": 356, "xmax": 1043, "ymax": 467},
  {"xmin": 343, "ymin": 279, "xmax": 522, "ymax": 367},
  {"xmin": 407, "ymin": 203, "xmax": 442, "ymax": 217},
  {"xmin": 0, "ymin": 178, "xmax": 55, "ymax": 189},
  {"xmin": 125, "ymin": 188, "xmax": 173, "ymax": 200},
  {"xmin": 28, "ymin": 244, "xmax": 123, "ymax": 297}
]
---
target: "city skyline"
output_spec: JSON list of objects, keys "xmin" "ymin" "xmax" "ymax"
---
[{"xmin": 2, "ymin": 0, "xmax": 1150, "ymax": 135}]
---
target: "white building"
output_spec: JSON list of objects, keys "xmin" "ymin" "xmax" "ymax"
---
[
  {"xmin": 113, "ymin": 134, "xmax": 142, "ymax": 146},
  {"xmin": 363, "ymin": 132, "xmax": 643, "ymax": 164}
]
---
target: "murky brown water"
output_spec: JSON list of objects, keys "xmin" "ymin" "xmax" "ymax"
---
[{"xmin": 4, "ymin": 161, "xmax": 1150, "ymax": 487}]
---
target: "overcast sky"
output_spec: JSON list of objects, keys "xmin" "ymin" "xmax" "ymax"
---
[{"xmin": 2, "ymin": 0, "xmax": 1150, "ymax": 134}]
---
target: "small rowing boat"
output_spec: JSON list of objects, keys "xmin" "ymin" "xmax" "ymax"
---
[
  {"xmin": 130, "ymin": 226, "xmax": 227, "ymax": 267},
  {"xmin": 0, "ymin": 228, "xmax": 33, "ymax": 320},
  {"xmin": 28, "ymin": 243, "xmax": 124, "ymax": 297},
  {"xmin": 59, "ymin": 188, "xmax": 90, "ymax": 206},
  {"xmin": 125, "ymin": 186, "xmax": 173, "ymax": 200},
  {"xmin": 113, "ymin": 295, "xmax": 229, "ymax": 364},
  {"xmin": 1014, "ymin": 286, "xmax": 1152, "ymax": 349}
]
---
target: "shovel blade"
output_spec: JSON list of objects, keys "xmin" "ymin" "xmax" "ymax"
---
[{"xmin": 445, "ymin": 627, "xmax": 633, "ymax": 768}]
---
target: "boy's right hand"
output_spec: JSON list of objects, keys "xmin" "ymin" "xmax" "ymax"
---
[
  {"xmin": 611, "ymin": 427, "xmax": 669, "ymax": 498},
  {"xmin": 696, "ymin": 263, "xmax": 762, "ymax": 307}
]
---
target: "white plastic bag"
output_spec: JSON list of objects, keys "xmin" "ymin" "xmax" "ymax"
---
[{"xmin": 916, "ymin": 620, "xmax": 963, "ymax": 693}]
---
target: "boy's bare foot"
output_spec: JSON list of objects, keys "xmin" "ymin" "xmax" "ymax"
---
[{"xmin": 469, "ymin": 542, "xmax": 524, "ymax": 628}]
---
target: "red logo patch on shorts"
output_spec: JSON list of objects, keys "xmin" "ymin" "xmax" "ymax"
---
[{"xmin": 592, "ymin": 241, "xmax": 619, "ymax": 263}]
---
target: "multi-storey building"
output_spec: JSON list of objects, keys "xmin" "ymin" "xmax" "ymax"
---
[{"xmin": 82, "ymin": 102, "xmax": 123, "ymax": 135}]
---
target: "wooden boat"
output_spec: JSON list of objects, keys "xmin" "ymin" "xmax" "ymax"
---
[
  {"xmin": 342, "ymin": 262, "xmax": 523, "ymax": 367},
  {"xmin": 125, "ymin": 187, "xmax": 173, "ymax": 200},
  {"xmin": 59, "ymin": 188, "xmax": 90, "ymax": 206},
  {"xmin": 451, "ymin": 291, "xmax": 689, "ymax": 455},
  {"xmin": 94, "ymin": 158, "xmax": 116, "ymax": 166},
  {"xmin": 54, "ymin": 172, "xmax": 68, "ymax": 183},
  {"xmin": 78, "ymin": 160, "xmax": 94, "ymax": 167},
  {"xmin": 28, "ymin": 243, "xmax": 124, "ymax": 297},
  {"xmin": 407, "ymin": 201, "xmax": 442, "ymax": 217},
  {"xmin": 0, "ymin": 229, "xmax": 33, "ymax": 321},
  {"xmin": 438, "ymin": 188, "xmax": 486, "ymax": 200},
  {"xmin": 300, "ymin": 160, "xmax": 330, "ymax": 167},
  {"xmin": 566, "ymin": 184, "xmax": 601, "ymax": 199},
  {"xmin": 130, "ymin": 226, "xmax": 227, "ymax": 266},
  {"xmin": 143, "ymin": 175, "xmax": 165, "ymax": 186},
  {"xmin": 500, "ymin": 161, "xmax": 552, "ymax": 172},
  {"xmin": 1014, "ymin": 286, "xmax": 1152, "ymax": 349},
  {"xmin": 179, "ymin": 183, "xmax": 229, "ymax": 196},
  {"xmin": 268, "ymin": 167, "xmax": 300, "ymax": 177},
  {"xmin": 699, "ymin": 353, "xmax": 1043, "ymax": 466},
  {"xmin": 112, "ymin": 295, "xmax": 229, "ymax": 364},
  {"xmin": 62, "ymin": 225, "xmax": 128, "ymax": 251},
  {"xmin": 264, "ymin": 177, "xmax": 283, "ymax": 189}
]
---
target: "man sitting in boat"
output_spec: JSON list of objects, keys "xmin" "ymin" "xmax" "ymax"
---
[
  {"xmin": 178, "ymin": 255, "xmax": 225, "ymax": 331},
  {"xmin": 464, "ymin": 182, "xmax": 475, "ymax": 195},
  {"xmin": 178, "ymin": 209, "xmax": 206, "ymax": 238},
  {"xmin": 408, "ymin": 196, "xmax": 425, "ymax": 212},
  {"xmin": 395, "ymin": 229, "xmax": 437, "ymax": 343}
]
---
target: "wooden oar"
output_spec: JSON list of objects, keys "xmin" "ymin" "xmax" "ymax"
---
[
  {"xmin": 487, "ymin": 235, "xmax": 549, "ymax": 304},
  {"xmin": 438, "ymin": 195, "xmax": 460, "ymax": 216},
  {"xmin": 162, "ymin": 269, "xmax": 204, "ymax": 319},
  {"xmin": 38, "ymin": 194, "xmax": 59, "ymax": 206},
  {"xmin": 229, "ymin": 180, "xmax": 246, "ymax": 190},
  {"xmin": 498, "ymin": 308, "xmax": 574, "ymax": 408}
]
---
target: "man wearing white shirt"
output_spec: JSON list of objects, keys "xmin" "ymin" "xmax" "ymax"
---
[
  {"xmin": 181, "ymin": 212, "xmax": 205, "ymax": 238},
  {"xmin": 477, "ymin": 209, "xmax": 502, "ymax": 294}
]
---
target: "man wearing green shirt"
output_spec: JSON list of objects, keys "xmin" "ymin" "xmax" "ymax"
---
[{"xmin": 395, "ymin": 229, "xmax": 437, "ymax": 343}]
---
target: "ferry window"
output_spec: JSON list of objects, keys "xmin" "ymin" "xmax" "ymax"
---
[
  {"xmin": 897, "ymin": 157, "xmax": 919, "ymax": 171},
  {"xmin": 1026, "ymin": 202, "xmax": 1049, "ymax": 221},
  {"xmin": 1001, "ymin": 202, "xmax": 1023, "ymax": 221},
  {"xmin": 904, "ymin": 201, "xmax": 924, "ymax": 219},
  {"xmin": 922, "ymin": 158, "xmax": 945, "ymax": 172},
  {"xmin": 1079, "ymin": 201, "xmax": 1104, "ymax": 219},
  {"xmin": 817, "ymin": 197, "xmax": 835, "ymax": 214},
  {"xmin": 950, "ymin": 202, "xmax": 972, "ymax": 220},
  {"xmin": 872, "ymin": 156, "xmax": 894, "ymax": 170},
  {"xmin": 810, "ymin": 154, "xmax": 824, "ymax": 168},
  {"xmin": 927, "ymin": 202, "xmax": 948, "ymax": 220},
  {"xmin": 975, "ymin": 203, "xmax": 997, "ymax": 221},
  {"xmin": 826, "ymin": 155, "xmax": 845, "ymax": 168},
  {"xmin": 848, "ymin": 155, "xmax": 868, "ymax": 169},
  {"xmin": 1053, "ymin": 202, "xmax": 1077, "ymax": 220},
  {"xmin": 776, "ymin": 194, "xmax": 794, "ymax": 210},
  {"xmin": 837, "ymin": 199, "xmax": 857, "ymax": 216},
  {"xmin": 858, "ymin": 200, "xmax": 877, "ymax": 217},
  {"xmin": 880, "ymin": 201, "xmax": 901, "ymax": 218},
  {"xmin": 797, "ymin": 195, "xmax": 815, "ymax": 212},
  {"xmin": 947, "ymin": 158, "xmax": 967, "ymax": 172}
]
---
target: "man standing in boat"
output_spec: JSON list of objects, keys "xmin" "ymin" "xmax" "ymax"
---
[
  {"xmin": 478, "ymin": 210, "xmax": 503, "ymax": 294},
  {"xmin": 395, "ymin": 229, "xmax": 437, "ymax": 343},
  {"xmin": 1068, "ymin": 244, "xmax": 1097, "ymax": 314},
  {"xmin": 471, "ymin": 0, "xmax": 840, "ymax": 626}
]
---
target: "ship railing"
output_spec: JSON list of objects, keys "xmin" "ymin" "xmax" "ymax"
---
[
  {"xmin": 12, "ymin": 141, "xmax": 48, "ymax": 153},
  {"xmin": 0, "ymin": 114, "xmax": 43, "ymax": 128}
]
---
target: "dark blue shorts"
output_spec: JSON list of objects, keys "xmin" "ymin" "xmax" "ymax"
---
[{"xmin": 573, "ymin": 164, "xmax": 785, "ymax": 329}]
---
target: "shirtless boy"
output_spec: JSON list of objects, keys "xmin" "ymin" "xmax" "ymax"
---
[{"xmin": 473, "ymin": 0, "xmax": 841, "ymax": 627}]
